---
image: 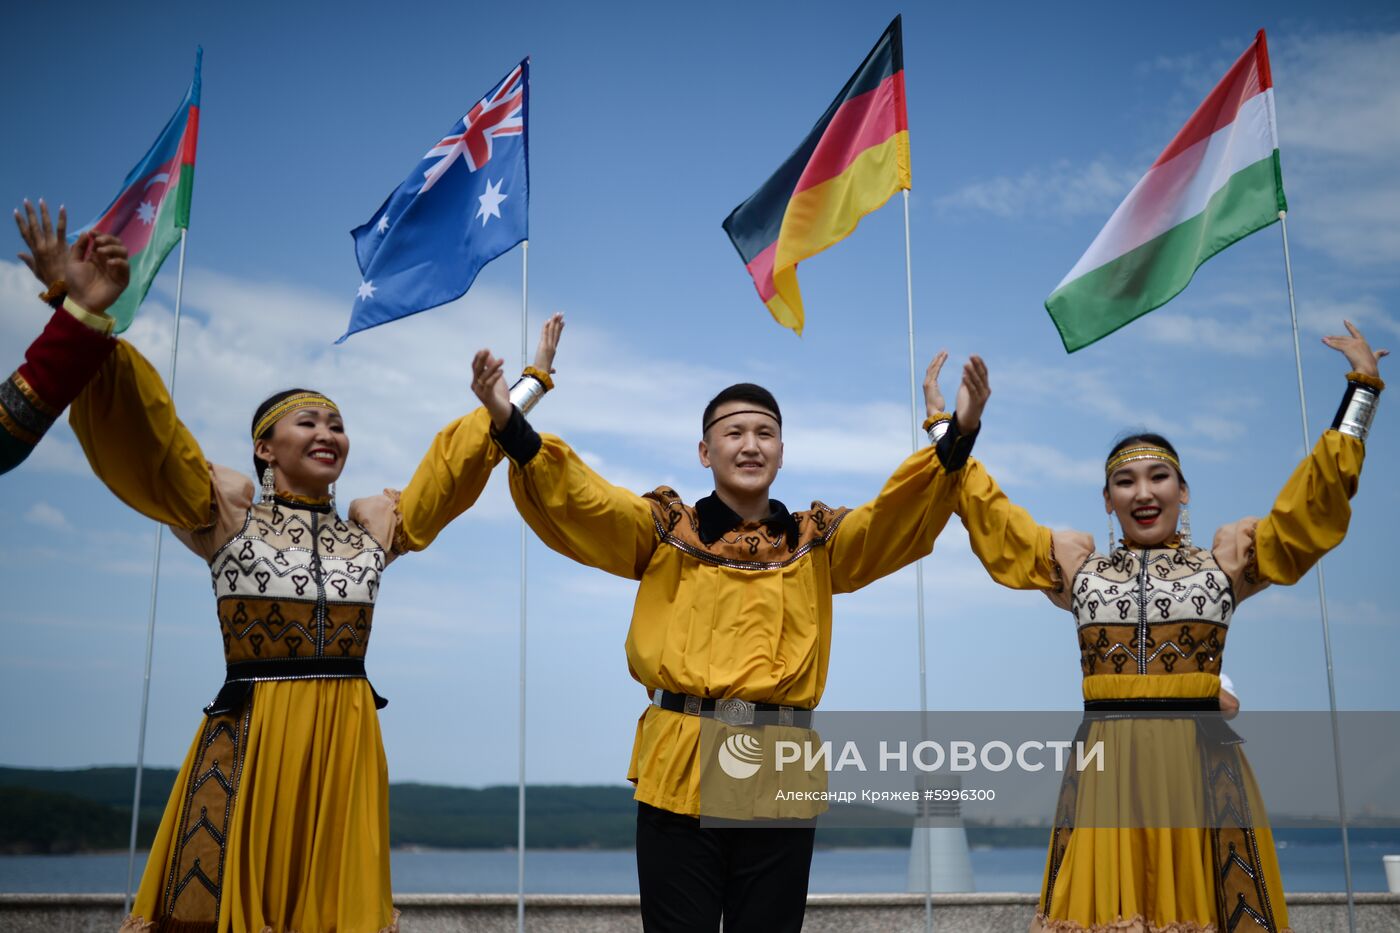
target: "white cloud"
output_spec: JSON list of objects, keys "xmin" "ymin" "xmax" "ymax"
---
[
  {"xmin": 23, "ymin": 501, "xmax": 70, "ymax": 531},
  {"xmin": 1272, "ymin": 32, "xmax": 1400, "ymax": 160},
  {"xmin": 936, "ymin": 159, "xmax": 1139, "ymax": 220}
]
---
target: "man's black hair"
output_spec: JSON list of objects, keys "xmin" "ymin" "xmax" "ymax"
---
[{"xmin": 702, "ymin": 384, "xmax": 782, "ymax": 434}]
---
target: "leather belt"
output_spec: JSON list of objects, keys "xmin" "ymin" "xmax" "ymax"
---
[
  {"xmin": 205, "ymin": 657, "xmax": 387, "ymax": 715},
  {"xmin": 651, "ymin": 688, "xmax": 811, "ymax": 728}
]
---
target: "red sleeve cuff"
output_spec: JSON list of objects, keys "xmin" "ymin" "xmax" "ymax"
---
[{"xmin": 2, "ymin": 307, "xmax": 118, "ymax": 442}]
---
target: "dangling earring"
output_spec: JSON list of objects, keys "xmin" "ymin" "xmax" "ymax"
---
[
  {"xmin": 1179, "ymin": 503, "xmax": 1192, "ymax": 548},
  {"xmin": 1106, "ymin": 514, "xmax": 1116, "ymax": 554},
  {"xmin": 261, "ymin": 466, "xmax": 275, "ymax": 503},
  {"xmin": 328, "ymin": 482, "xmax": 337, "ymax": 509}
]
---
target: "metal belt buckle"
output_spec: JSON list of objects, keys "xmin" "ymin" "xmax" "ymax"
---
[
  {"xmin": 715, "ymin": 697, "xmax": 755, "ymax": 726},
  {"xmin": 684, "ymin": 695, "xmax": 703, "ymax": 716}
]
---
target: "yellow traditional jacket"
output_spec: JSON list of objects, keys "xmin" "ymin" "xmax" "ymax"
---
[{"xmin": 505, "ymin": 426, "xmax": 966, "ymax": 816}]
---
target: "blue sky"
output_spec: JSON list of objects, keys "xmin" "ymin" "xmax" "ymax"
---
[{"xmin": 1, "ymin": 1, "xmax": 1397, "ymax": 787}]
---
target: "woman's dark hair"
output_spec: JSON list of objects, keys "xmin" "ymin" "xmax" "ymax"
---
[
  {"xmin": 1104, "ymin": 431, "xmax": 1186, "ymax": 489},
  {"xmin": 251, "ymin": 388, "xmax": 321, "ymax": 477},
  {"xmin": 702, "ymin": 383, "xmax": 782, "ymax": 434}
]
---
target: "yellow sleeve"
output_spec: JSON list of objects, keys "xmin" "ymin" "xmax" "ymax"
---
[
  {"xmin": 395, "ymin": 407, "xmax": 504, "ymax": 552},
  {"xmin": 954, "ymin": 458, "xmax": 1060, "ymax": 591},
  {"xmin": 1250, "ymin": 430, "xmax": 1364, "ymax": 586},
  {"xmin": 508, "ymin": 432, "xmax": 657, "ymax": 580},
  {"xmin": 827, "ymin": 446, "xmax": 961, "ymax": 594},
  {"xmin": 69, "ymin": 341, "xmax": 213, "ymax": 530}
]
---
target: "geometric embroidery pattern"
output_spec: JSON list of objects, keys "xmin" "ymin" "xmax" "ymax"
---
[
  {"xmin": 207, "ymin": 501, "xmax": 384, "ymax": 662},
  {"xmin": 159, "ymin": 702, "xmax": 251, "ymax": 931},
  {"xmin": 1072, "ymin": 546, "xmax": 1235, "ymax": 676},
  {"xmin": 643, "ymin": 486, "xmax": 850, "ymax": 571}
]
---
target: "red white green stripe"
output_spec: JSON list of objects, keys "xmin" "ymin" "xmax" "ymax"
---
[{"xmin": 1046, "ymin": 31, "xmax": 1286, "ymax": 352}]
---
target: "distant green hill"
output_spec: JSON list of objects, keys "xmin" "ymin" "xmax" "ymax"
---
[{"xmin": 6, "ymin": 766, "xmax": 1394, "ymax": 855}]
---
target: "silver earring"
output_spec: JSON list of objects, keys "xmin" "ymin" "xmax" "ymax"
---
[
  {"xmin": 1107, "ymin": 514, "xmax": 1116, "ymax": 554},
  {"xmin": 261, "ymin": 466, "xmax": 275, "ymax": 503},
  {"xmin": 1179, "ymin": 503, "xmax": 1192, "ymax": 548},
  {"xmin": 329, "ymin": 481, "xmax": 336, "ymax": 509}
]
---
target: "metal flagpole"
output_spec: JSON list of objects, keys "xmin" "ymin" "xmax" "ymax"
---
[
  {"xmin": 124, "ymin": 228, "xmax": 190, "ymax": 912},
  {"xmin": 1278, "ymin": 210, "xmax": 1357, "ymax": 932},
  {"xmin": 901, "ymin": 189, "xmax": 935, "ymax": 933},
  {"xmin": 516, "ymin": 240, "xmax": 530, "ymax": 933}
]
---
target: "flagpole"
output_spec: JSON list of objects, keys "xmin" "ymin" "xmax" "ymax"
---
[
  {"xmin": 123, "ymin": 228, "xmax": 189, "ymax": 913},
  {"xmin": 901, "ymin": 189, "xmax": 935, "ymax": 933},
  {"xmin": 516, "ymin": 239, "xmax": 530, "ymax": 933},
  {"xmin": 1278, "ymin": 211, "xmax": 1357, "ymax": 932}
]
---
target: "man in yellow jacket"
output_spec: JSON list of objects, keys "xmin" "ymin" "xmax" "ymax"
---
[{"xmin": 471, "ymin": 344, "xmax": 990, "ymax": 933}]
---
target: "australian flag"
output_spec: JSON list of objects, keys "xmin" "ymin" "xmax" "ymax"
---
[{"xmin": 341, "ymin": 59, "xmax": 528, "ymax": 342}]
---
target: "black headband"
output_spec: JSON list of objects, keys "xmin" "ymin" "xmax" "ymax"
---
[{"xmin": 703, "ymin": 408, "xmax": 782, "ymax": 433}]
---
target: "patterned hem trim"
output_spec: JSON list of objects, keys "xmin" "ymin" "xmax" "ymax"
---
[
  {"xmin": 11, "ymin": 372, "xmax": 59, "ymax": 418},
  {"xmin": 1032, "ymin": 916, "xmax": 1217, "ymax": 933},
  {"xmin": 0, "ymin": 405, "xmax": 39, "ymax": 445},
  {"xmin": 251, "ymin": 908, "xmax": 401, "ymax": 933},
  {"xmin": 1031, "ymin": 916, "xmax": 1293, "ymax": 933}
]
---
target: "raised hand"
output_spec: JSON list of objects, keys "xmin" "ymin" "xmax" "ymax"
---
[
  {"xmin": 923, "ymin": 350, "xmax": 949, "ymax": 419},
  {"xmin": 533, "ymin": 312, "xmax": 565, "ymax": 375},
  {"xmin": 65, "ymin": 233, "xmax": 130, "ymax": 316},
  {"xmin": 471, "ymin": 349, "xmax": 513, "ymax": 429},
  {"xmin": 14, "ymin": 199, "xmax": 68, "ymax": 289},
  {"xmin": 954, "ymin": 355, "xmax": 990, "ymax": 433},
  {"xmin": 1322, "ymin": 320, "xmax": 1388, "ymax": 378}
]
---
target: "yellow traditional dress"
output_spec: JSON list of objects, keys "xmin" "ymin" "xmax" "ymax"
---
[
  {"xmin": 956, "ymin": 419, "xmax": 1370, "ymax": 933},
  {"xmin": 65, "ymin": 336, "xmax": 510, "ymax": 933}
]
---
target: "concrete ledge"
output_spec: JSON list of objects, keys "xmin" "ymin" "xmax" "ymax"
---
[{"xmin": 2, "ymin": 892, "xmax": 1398, "ymax": 931}]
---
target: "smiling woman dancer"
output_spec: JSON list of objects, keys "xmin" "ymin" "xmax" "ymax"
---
[
  {"xmin": 21, "ymin": 223, "xmax": 564, "ymax": 931},
  {"xmin": 946, "ymin": 326, "xmax": 1384, "ymax": 933}
]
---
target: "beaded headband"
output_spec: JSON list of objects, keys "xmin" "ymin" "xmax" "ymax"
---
[
  {"xmin": 703, "ymin": 408, "xmax": 782, "ymax": 433},
  {"xmin": 1105, "ymin": 444, "xmax": 1181, "ymax": 478},
  {"xmin": 252, "ymin": 392, "xmax": 340, "ymax": 440}
]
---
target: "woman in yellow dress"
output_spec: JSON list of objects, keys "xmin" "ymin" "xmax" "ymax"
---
[
  {"xmin": 43, "ymin": 260, "xmax": 563, "ymax": 931},
  {"xmin": 948, "ymin": 323, "xmax": 1384, "ymax": 933}
]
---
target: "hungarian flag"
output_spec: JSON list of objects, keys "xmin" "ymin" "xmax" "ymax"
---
[
  {"xmin": 1046, "ymin": 31, "xmax": 1285, "ymax": 352},
  {"xmin": 81, "ymin": 49, "xmax": 202, "ymax": 333},
  {"xmin": 724, "ymin": 17, "xmax": 910, "ymax": 335}
]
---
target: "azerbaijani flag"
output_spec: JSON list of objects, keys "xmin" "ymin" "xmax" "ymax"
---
[
  {"xmin": 724, "ymin": 16, "xmax": 910, "ymax": 335},
  {"xmin": 1045, "ymin": 30, "xmax": 1285, "ymax": 352},
  {"xmin": 82, "ymin": 49, "xmax": 202, "ymax": 333}
]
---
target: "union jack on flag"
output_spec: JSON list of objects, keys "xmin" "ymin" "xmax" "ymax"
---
[
  {"xmin": 421, "ymin": 64, "xmax": 524, "ymax": 191},
  {"xmin": 342, "ymin": 58, "xmax": 530, "ymax": 342}
]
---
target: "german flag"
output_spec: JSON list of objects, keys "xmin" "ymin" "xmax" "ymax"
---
[{"xmin": 723, "ymin": 17, "xmax": 910, "ymax": 335}]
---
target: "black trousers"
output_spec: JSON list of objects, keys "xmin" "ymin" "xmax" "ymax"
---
[{"xmin": 635, "ymin": 802, "xmax": 816, "ymax": 933}]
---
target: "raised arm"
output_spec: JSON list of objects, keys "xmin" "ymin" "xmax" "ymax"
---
[
  {"xmin": 940, "ymin": 355, "xmax": 1092, "ymax": 604},
  {"xmin": 48, "ymin": 224, "xmax": 214, "ymax": 529},
  {"xmin": 373, "ymin": 316, "xmax": 568, "ymax": 554},
  {"xmin": 829, "ymin": 354, "xmax": 1000, "ymax": 594},
  {"xmin": 69, "ymin": 338, "xmax": 214, "ymax": 531},
  {"xmin": 3, "ymin": 203, "xmax": 117, "ymax": 473},
  {"xmin": 470, "ymin": 327, "xmax": 656, "ymax": 580},
  {"xmin": 1216, "ymin": 321, "xmax": 1386, "ymax": 600}
]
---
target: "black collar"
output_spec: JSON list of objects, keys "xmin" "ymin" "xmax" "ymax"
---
[{"xmin": 695, "ymin": 492, "xmax": 800, "ymax": 549}]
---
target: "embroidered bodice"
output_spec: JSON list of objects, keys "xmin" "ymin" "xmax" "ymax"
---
[
  {"xmin": 207, "ymin": 499, "xmax": 385, "ymax": 664},
  {"xmin": 1071, "ymin": 545, "xmax": 1233, "ymax": 676}
]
